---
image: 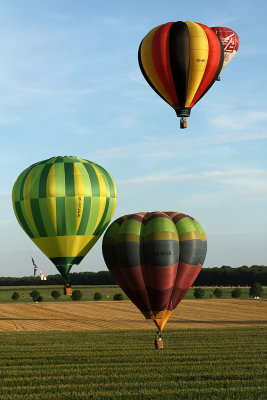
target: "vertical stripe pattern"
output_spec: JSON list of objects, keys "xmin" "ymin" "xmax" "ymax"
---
[
  {"xmin": 12, "ymin": 156, "xmax": 117, "ymax": 279},
  {"xmin": 102, "ymin": 211, "xmax": 207, "ymax": 331},
  {"xmin": 138, "ymin": 20, "xmax": 224, "ymax": 118}
]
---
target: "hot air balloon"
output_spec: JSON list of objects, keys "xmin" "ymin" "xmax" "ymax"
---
[
  {"xmin": 211, "ymin": 26, "xmax": 239, "ymax": 79},
  {"xmin": 102, "ymin": 211, "xmax": 207, "ymax": 347},
  {"xmin": 12, "ymin": 156, "xmax": 117, "ymax": 291},
  {"xmin": 138, "ymin": 21, "xmax": 224, "ymax": 129}
]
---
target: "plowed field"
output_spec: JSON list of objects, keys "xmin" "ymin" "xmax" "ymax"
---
[{"xmin": 0, "ymin": 299, "xmax": 266, "ymax": 332}]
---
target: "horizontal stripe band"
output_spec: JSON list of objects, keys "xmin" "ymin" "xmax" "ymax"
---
[{"xmin": 50, "ymin": 256, "xmax": 83, "ymax": 265}]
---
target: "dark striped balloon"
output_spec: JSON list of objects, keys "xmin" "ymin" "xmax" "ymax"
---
[
  {"xmin": 138, "ymin": 21, "xmax": 224, "ymax": 127},
  {"xmin": 12, "ymin": 156, "xmax": 117, "ymax": 279},
  {"xmin": 102, "ymin": 211, "xmax": 207, "ymax": 331}
]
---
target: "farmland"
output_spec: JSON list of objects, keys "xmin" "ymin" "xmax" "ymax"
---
[
  {"xmin": 0, "ymin": 299, "xmax": 266, "ymax": 332},
  {"xmin": 0, "ymin": 296, "xmax": 266, "ymax": 399},
  {"xmin": 0, "ymin": 285, "xmax": 266, "ymax": 303},
  {"xmin": 0, "ymin": 327, "xmax": 266, "ymax": 399}
]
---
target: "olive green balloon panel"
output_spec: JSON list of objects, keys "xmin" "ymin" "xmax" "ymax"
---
[
  {"xmin": 102, "ymin": 211, "xmax": 207, "ymax": 332},
  {"xmin": 12, "ymin": 156, "xmax": 117, "ymax": 280}
]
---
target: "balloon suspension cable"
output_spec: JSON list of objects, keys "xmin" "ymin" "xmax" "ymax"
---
[
  {"xmin": 180, "ymin": 117, "xmax": 187, "ymax": 129},
  {"xmin": 154, "ymin": 330, "xmax": 164, "ymax": 349}
]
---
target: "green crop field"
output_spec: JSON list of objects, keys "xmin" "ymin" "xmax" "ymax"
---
[
  {"xmin": 0, "ymin": 285, "xmax": 265, "ymax": 303},
  {"xmin": 0, "ymin": 327, "xmax": 266, "ymax": 399}
]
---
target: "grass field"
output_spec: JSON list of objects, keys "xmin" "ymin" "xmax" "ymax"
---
[
  {"xmin": 0, "ymin": 327, "xmax": 266, "ymax": 400},
  {"xmin": 0, "ymin": 285, "xmax": 265, "ymax": 303}
]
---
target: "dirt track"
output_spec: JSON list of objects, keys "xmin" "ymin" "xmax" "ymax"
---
[{"xmin": 0, "ymin": 299, "xmax": 266, "ymax": 332}]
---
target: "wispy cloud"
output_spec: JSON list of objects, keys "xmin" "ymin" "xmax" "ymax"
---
[
  {"xmin": 119, "ymin": 167, "xmax": 267, "ymax": 186},
  {"xmin": 48, "ymin": 13, "xmax": 73, "ymax": 22},
  {"xmin": 118, "ymin": 172, "xmax": 189, "ymax": 185},
  {"xmin": 118, "ymin": 167, "xmax": 267, "ymax": 202},
  {"xmin": 216, "ymin": 16, "xmax": 239, "ymax": 25},
  {"xmin": 204, "ymin": 168, "xmax": 267, "ymax": 197},
  {"xmin": 0, "ymin": 219, "xmax": 13, "ymax": 224},
  {"xmin": 0, "ymin": 192, "xmax": 10, "ymax": 198},
  {"xmin": 89, "ymin": 129, "xmax": 267, "ymax": 161},
  {"xmin": 0, "ymin": 14, "xmax": 138, "ymax": 122},
  {"xmin": 238, "ymin": 45, "xmax": 267, "ymax": 57},
  {"xmin": 0, "ymin": 114, "xmax": 22, "ymax": 124},
  {"xmin": 210, "ymin": 111, "xmax": 267, "ymax": 130}
]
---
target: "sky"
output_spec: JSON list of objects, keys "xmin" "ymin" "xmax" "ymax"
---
[{"xmin": 0, "ymin": 0, "xmax": 266, "ymax": 277}]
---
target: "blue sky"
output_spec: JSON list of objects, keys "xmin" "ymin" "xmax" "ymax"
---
[{"xmin": 0, "ymin": 0, "xmax": 266, "ymax": 277}]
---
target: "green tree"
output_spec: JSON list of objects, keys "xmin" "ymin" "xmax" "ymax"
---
[
  {"xmin": 51, "ymin": 290, "xmax": 61, "ymax": 300},
  {"xmin": 249, "ymin": 283, "xmax": 263, "ymax": 298},
  {"xmin": 11, "ymin": 292, "xmax": 19, "ymax": 301},
  {"xmin": 193, "ymin": 288, "xmax": 205, "ymax": 299},
  {"xmin": 231, "ymin": 288, "xmax": 242, "ymax": 298},
  {"xmin": 71, "ymin": 290, "xmax": 83, "ymax": 301},
  {"xmin": 213, "ymin": 288, "xmax": 223, "ymax": 298},
  {"xmin": 94, "ymin": 292, "xmax": 102, "ymax": 301},
  {"xmin": 113, "ymin": 293, "xmax": 123, "ymax": 301},
  {"xmin": 29, "ymin": 290, "xmax": 41, "ymax": 302}
]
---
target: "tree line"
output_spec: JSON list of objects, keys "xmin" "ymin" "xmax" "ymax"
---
[
  {"xmin": 0, "ymin": 265, "xmax": 266, "ymax": 287},
  {"xmin": 194, "ymin": 265, "xmax": 266, "ymax": 286}
]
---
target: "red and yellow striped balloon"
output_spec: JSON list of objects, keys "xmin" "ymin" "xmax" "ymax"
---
[{"xmin": 138, "ymin": 21, "xmax": 224, "ymax": 128}]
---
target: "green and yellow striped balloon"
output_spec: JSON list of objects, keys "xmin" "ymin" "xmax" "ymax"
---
[{"xmin": 12, "ymin": 156, "xmax": 117, "ymax": 279}]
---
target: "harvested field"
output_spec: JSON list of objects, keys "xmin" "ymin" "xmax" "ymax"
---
[{"xmin": 0, "ymin": 299, "xmax": 266, "ymax": 332}]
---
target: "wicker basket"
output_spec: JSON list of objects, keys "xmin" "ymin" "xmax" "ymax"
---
[
  {"xmin": 156, "ymin": 339, "xmax": 164, "ymax": 349},
  {"xmin": 64, "ymin": 287, "xmax": 72, "ymax": 296}
]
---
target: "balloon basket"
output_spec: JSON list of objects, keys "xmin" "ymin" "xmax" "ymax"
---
[
  {"xmin": 180, "ymin": 117, "xmax": 187, "ymax": 129},
  {"xmin": 154, "ymin": 332, "xmax": 164, "ymax": 349},
  {"xmin": 155, "ymin": 339, "xmax": 164, "ymax": 349},
  {"xmin": 64, "ymin": 287, "xmax": 72, "ymax": 296}
]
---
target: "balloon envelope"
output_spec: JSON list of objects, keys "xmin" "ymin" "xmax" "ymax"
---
[
  {"xmin": 138, "ymin": 21, "xmax": 224, "ymax": 125},
  {"xmin": 12, "ymin": 156, "xmax": 117, "ymax": 279},
  {"xmin": 211, "ymin": 26, "xmax": 239, "ymax": 70},
  {"xmin": 102, "ymin": 211, "xmax": 207, "ymax": 331}
]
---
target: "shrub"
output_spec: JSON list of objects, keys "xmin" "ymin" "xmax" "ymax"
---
[
  {"xmin": 94, "ymin": 292, "xmax": 102, "ymax": 301},
  {"xmin": 213, "ymin": 288, "xmax": 223, "ymax": 298},
  {"xmin": 113, "ymin": 293, "xmax": 123, "ymax": 301},
  {"xmin": 71, "ymin": 290, "xmax": 83, "ymax": 301},
  {"xmin": 249, "ymin": 283, "xmax": 263, "ymax": 298},
  {"xmin": 29, "ymin": 290, "xmax": 41, "ymax": 302},
  {"xmin": 193, "ymin": 288, "xmax": 205, "ymax": 299},
  {"xmin": 37, "ymin": 296, "xmax": 44, "ymax": 302},
  {"xmin": 51, "ymin": 290, "xmax": 61, "ymax": 300},
  {"xmin": 231, "ymin": 288, "xmax": 242, "ymax": 298},
  {"xmin": 11, "ymin": 292, "xmax": 19, "ymax": 301}
]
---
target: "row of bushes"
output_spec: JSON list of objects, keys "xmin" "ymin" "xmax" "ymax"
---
[
  {"xmin": 194, "ymin": 283, "xmax": 263, "ymax": 299},
  {"xmin": 11, "ymin": 290, "xmax": 124, "ymax": 302},
  {"xmin": 11, "ymin": 283, "xmax": 263, "ymax": 302}
]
